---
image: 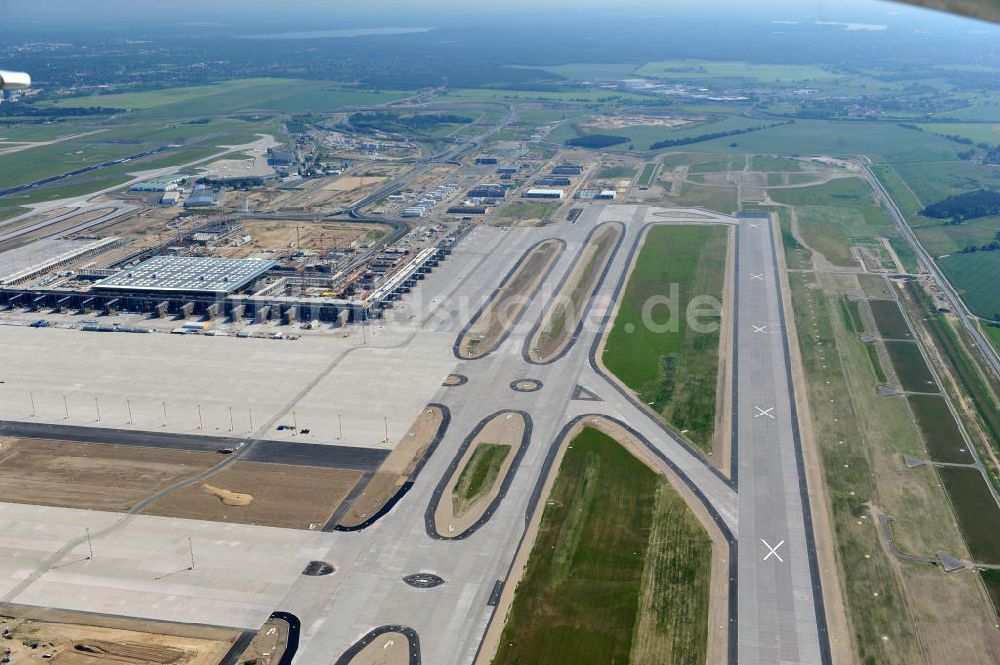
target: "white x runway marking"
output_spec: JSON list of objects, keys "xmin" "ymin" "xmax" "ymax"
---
[
  {"xmin": 750, "ymin": 273, "xmax": 764, "ymax": 281},
  {"xmin": 752, "ymin": 324, "xmax": 768, "ymax": 334},
  {"xmin": 754, "ymin": 406, "xmax": 775, "ymax": 419},
  {"xmin": 749, "ymin": 223, "xmax": 759, "ymax": 229},
  {"xmin": 761, "ymin": 539, "xmax": 785, "ymax": 562}
]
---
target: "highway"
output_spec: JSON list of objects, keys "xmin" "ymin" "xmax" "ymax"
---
[{"xmin": 860, "ymin": 161, "xmax": 1000, "ymax": 381}]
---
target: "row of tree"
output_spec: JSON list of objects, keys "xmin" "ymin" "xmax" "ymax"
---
[
  {"xmin": 649, "ymin": 120, "xmax": 792, "ymax": 150},
  {"xmin": 565, "ymin": 134, "xmax": 629, "ymax": 148},
  {"xmin": 348, "ymin": 111, "xmax": 472, "ymax": 134}
]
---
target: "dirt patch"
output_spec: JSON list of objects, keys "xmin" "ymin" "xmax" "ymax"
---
[
  {"xmin": 342, "ymin": 631, "xmax": 410, "ymax": 665},
  {"xmin": 434, "ymin": 411, "xmax": 526, "ymax": 537},
  {"xmin": 202, "ymin": 484, "xmax": 254, "ymax": 506},
  {"xmin": 143, "ymin": 461, "xmax": 361, "ymax": 530},
  {"xmin": 528, "ymin": 222, "xmax": 623, "ymax": 362},
  {"xmin": 442, "ymin": 374, "xmax": 467, "ymax": 387},
  {"xmin": 457, "ymin": 239, "xmax": 564, "ymax": 359},
  {"xmin": 339, "ymin": 405, "xmax": 445, "ymax": 528},
  {"xmin": 323, "ymin": 175, "xmax": 386, "ymax": 192},
  {"xmin": 214, "ymin": 218, "xmax": 386, "ymax": 258},
  {"xmin": 511, "ymin": 379, "xmax": 541, "ymax": 392},
  {"xmin": 0, "ymin": 439, "xmax": 218, "ymax": 512},
  {"xmin": 0, "ymin": 609, "xmax": 235, "ymax": 665},
  {"xmin": 232, "ymin": 616, "xmax": 289, "ymax": 665},
  {"xmin": 582, "ymin": 115, "xmax": 691, "ymax": 130}
]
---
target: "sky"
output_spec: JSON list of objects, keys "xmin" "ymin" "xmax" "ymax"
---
[
  {"xmin": 0, "ymin": 0, "xmax": 948, "ymax": 22},
  {"xmin": 2, "ymin": 0, "xmax": 996, "ymax": 48}
]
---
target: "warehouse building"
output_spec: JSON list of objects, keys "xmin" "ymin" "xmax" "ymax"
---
[
  {"xmin": 447, "ymin": 205, "xmax": 488, "ymax": 215},
  {"xmin": 535, "ymin": 177, "xmax": 572, "ymax": 187},
  {"xmin": 576, "ymin": 188, "xmax": 617, "ymax": 200},
  {"xmin": 160, "ymin": 191, "xmax": 181, "ymax": 206},
  {"xmin": 185, "ymin": 185, "xmax": 223, "ymax": 208},
  {"xmin": 475, "ymin": 155, "xmax": 499, "ymax": 165},
  {"xmin": 552, "ymin": 165, "xmax": 584, "ymax": 176},
  {"xmin": 468, "ymin": 184, "xmax": 507, "ymax": 198},
  {"xmin": 130, "ymin": 175, "xmax": 184, "ymax": 192},
  {"xmin": 524, "ymin": 188, "xmax": 564, "ymax": 199}
]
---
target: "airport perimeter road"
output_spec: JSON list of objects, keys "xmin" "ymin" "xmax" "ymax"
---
[{"xmin": 734, "ymin": 215, "xmax": 828, "ymax": 665}]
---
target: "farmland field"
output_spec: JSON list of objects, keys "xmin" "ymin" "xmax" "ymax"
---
[
  {"xmin": 492, "ymin": 427, "xmax": 710, "ymax": 665},
  {"xmin": 665, "ymin": 120, "xmax": 961, "ymax": 163},
  {"xmin": 938, "ymin": 467, "xmax": 1000, "ymax": 564},
  {"xmin": 883, "ymin": 341, "xmax": 938, "ymax": 392},
  {"xmin": 939, "ymin": 252, "xmax": 1000, "ymax": 319},
  {"xmin": 907, "ymin": 395, "xmax": 973, "ymax": 464},
  {"xmin": 868, "ymin": 299, "xmax": 913, "ymax": 340},
  {"xmin": 917, "ymin": 122, "xmax": 1000, "ymax": 145},
  {"xmin": 603, "ymin": 224, "xmax": 727, "ymax": 451}
]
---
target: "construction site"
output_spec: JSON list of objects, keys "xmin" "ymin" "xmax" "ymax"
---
[{"xmin": 0, "ymin": 206, "xmax": 463, "ymax": 326}]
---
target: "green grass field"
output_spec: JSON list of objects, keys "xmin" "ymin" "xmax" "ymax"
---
[
  {"xmin": 983, "ymin": 323, "xmax": 1000, "ymax": 356},
  {"xmin": 787, "ymin": 271, "xmax": 924, "ymax": 664},
  {"xmin": 768, "ymin": 177, "xmax": 897, "ymax": 268},
  {"xmin": 44, "ymin": 78, "xmax": 412, "ymax": 117},
  {"xmin": 686, "ymin": 153, "xmax": 745, "ymax": 174},
  {"xmin": 492, "ymin": 427, "xmax": 710, "ymax": 665},
  {"xmin": 603, "ymin": 225, "xmax": 727, "ymax": 451},
  {"xmin": 596, "ymin": 166, "xmax": 635, "ymax": 179},
  {"xmin": 452, "ymin": 443, "xmax": 511, "ymax": 516},
  {"xmin": 910, "ymin": 216, "xmax": 1000, "ymax": 256},
  {"xmin": 939, "ymin": 252, "xmax": 1000, "ymax": 319},
  {"xmin": 552, "ymin": 116, "xmax": 767, "ymax": 152},
  {"xmin": 751, "ymin": 155, "xmax": 803, "ymax": 172},
  {"xmin": 440, "ymin": 87, "xmax": 650, "ymax": 105},
  {"xmin": 659, "ymin": 120, "xmax": 961, "ymax": 163},
  {"xmin": 0, "ymin": 124, "xmax": 98, "ymax": 142},
  {"xmin": 917, "ymin": 122, "xmax": 1000, "ymax": 145},
  {"xmin": 636, "ymin": 60, "xmax": 842, "ymax": 83},
  {"xmin": 515, "ymin": 107, "xmax": 587, "ymax": 124},
  {"xmin": 495, "ymin": 201, "xmax": 561, "ymax": 223},
  {"xmin": 0, "ymin": 116, "xmax": 278, "ymax": 194},
  {"xmin": 671, "ymin": 181, "xmax": 739, "ymax": 214},
  {"xmin": 892, "ymin": 159, "xmax": 1000, "ymax": 210}
]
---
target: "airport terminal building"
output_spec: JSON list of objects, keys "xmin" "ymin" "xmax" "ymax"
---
[{"xmin": 0, "ymin": 250, "xmax": 447, "ymax": 324}]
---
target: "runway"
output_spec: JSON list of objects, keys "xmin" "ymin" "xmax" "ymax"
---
[{"xmin": 733, "ymin": 214, "xmax": 828, "ymax": 665}]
